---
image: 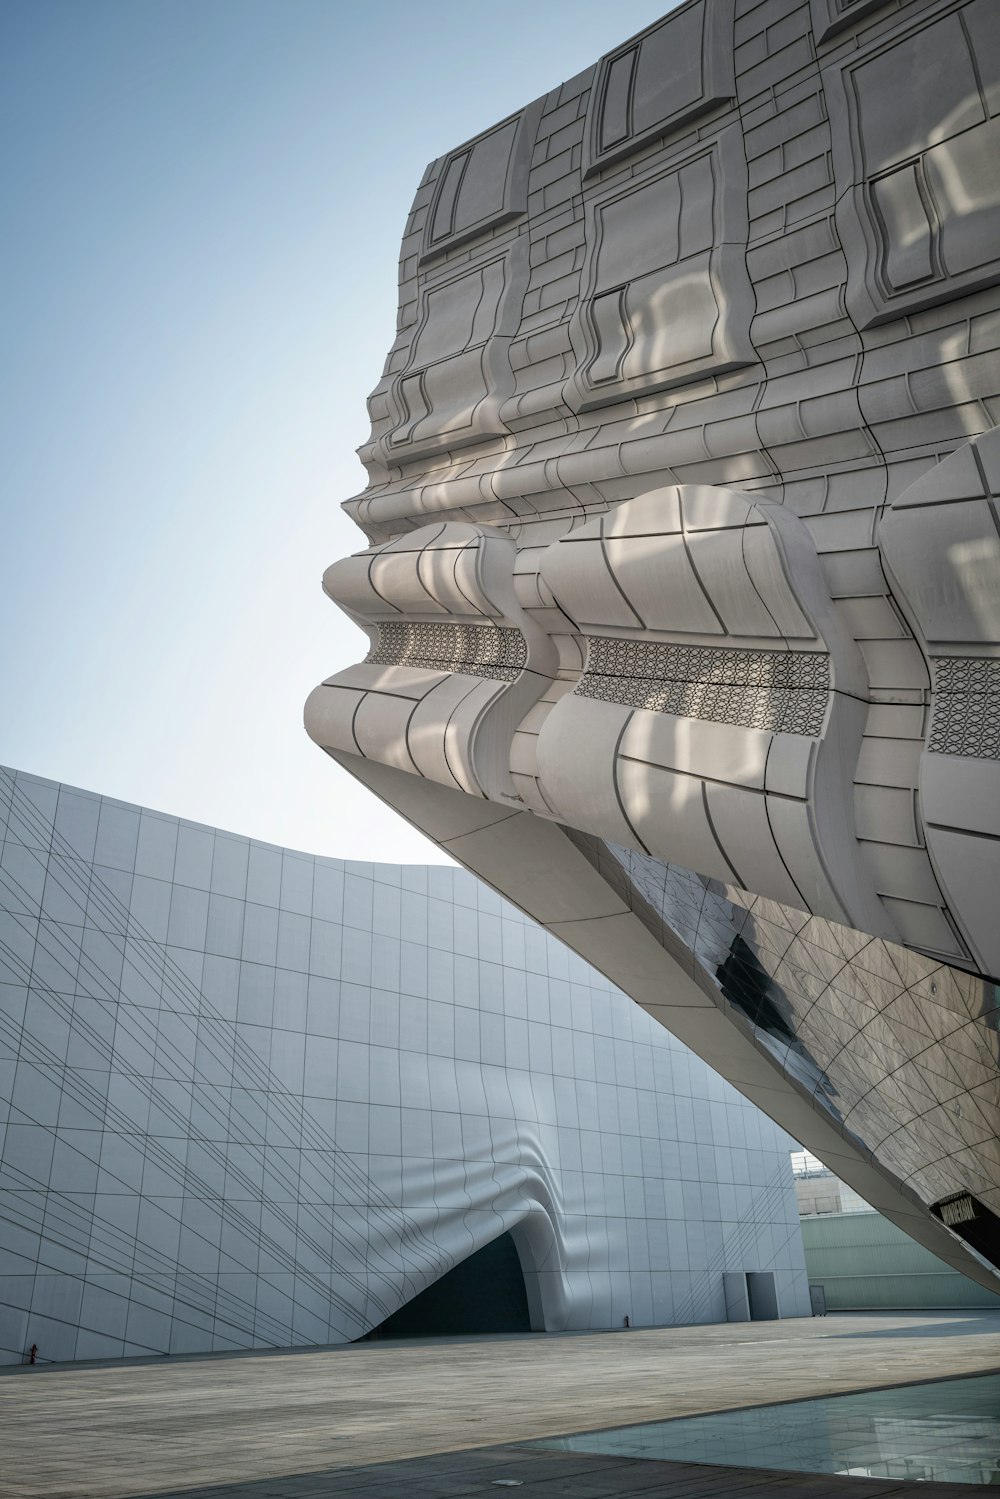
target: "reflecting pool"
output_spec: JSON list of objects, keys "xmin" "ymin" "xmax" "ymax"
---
[{"xmin": 530, "ymin": 1372, "xmax": 1000, "ymax": 1485}]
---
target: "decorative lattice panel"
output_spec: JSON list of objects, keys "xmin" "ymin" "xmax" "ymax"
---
[
  {"xmin": 929, "ymin": 658, "xmax": 1000, "ymax": 759},
  {"xmin": 366, "ymin": 621, "xmax": 527, "ymax": 682},
  {"xmin": 577, "ymin": 638, "xmax": 831, "ymax": 735}
]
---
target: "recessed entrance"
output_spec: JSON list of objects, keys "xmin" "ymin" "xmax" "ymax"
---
[
  {"xmin": 723, "ymin": 1269, "xmax": 780, "ymax": 1321},
  {"xmin": 361, "ymin": 1231, "xmax": 532, "ymax": 1340}
]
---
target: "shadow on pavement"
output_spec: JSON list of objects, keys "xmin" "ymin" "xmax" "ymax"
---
[{"xmin": 828, "ymin": 1313, "xmax": 1000, "ymax": 1340}]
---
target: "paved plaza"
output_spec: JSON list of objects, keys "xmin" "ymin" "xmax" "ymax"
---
[{"xmin": 3, "ymin": 1312, "xmax": 1000, "ymax": 1498}]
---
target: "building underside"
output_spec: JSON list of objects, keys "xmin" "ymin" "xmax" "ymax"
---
[{"xmin": 307, "ymin": 0, "xmax": 1000, "ymax": 1291}]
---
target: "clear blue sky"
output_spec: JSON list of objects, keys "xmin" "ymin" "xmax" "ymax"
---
[{"xmin": 1, "ymin": 0, "xmax": 672, "ymax": 861}]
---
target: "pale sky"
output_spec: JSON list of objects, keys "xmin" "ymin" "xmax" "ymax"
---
[{"xmin": 1, "ymin": 0, "xmax": 672, "ymax": 862}]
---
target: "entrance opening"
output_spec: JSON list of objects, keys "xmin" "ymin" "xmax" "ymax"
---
[
  {"xmin": 361, "ymin": 1230, "xmax": 532, "ymax": 1340},
  {"xmin": 746, "ymin": 1270, "xmax": 780, "ymax": 1320},
  {"xmin": 723, "ymin": 1270, "xmax": 780, "ymax": 1321}
]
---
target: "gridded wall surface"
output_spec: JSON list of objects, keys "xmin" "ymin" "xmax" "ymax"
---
[{"xmin": 0, "ymin": 767, "xmax": 807, "ymax": 1364}]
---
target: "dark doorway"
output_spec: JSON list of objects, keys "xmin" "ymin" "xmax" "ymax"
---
[
  {"xmin": 362, "ymin": 1231, "xmax": 532, "ymax": 1340},
  {"xmin": 746, "ymin": 1271, "xmax": 780, "ymax": 1321}
]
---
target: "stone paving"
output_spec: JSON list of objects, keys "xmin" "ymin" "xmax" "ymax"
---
[{"xmin": 3, "ymin": 1312, "xmax": 1000, "ymax": 1498}]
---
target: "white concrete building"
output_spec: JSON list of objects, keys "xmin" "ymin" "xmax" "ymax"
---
[{"xmin": 306, "ymin": 0, "xmax": 1000, "ymax": 1292}]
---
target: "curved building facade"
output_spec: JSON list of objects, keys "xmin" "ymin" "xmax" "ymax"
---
[
  {"xmin": 0, "ymin": 766, "xmax": 806, "ymax": 1365},
  {"xmin": 306, "ymin": 0, "xmax": 1000, "ymax": 1289}
]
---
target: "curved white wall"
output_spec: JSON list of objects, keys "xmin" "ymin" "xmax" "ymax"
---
[{"xmin": 0, "ymin": 765, "xmax": 807, "ymax": 1364}]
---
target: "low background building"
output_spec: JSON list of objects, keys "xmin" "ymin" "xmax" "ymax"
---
[
  {"xmin": 792, "ymin": 1154, "xmax": 1000, "ymax": 1313},
  {"xmin": 792, "ymin": 1151, "xmax": 877, "ymax": 1219},
  {"xmin": 0, "ymin": 767, "xmax": 808, "ymax": 1364}
]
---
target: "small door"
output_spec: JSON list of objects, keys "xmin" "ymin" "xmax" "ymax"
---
[
  {"xmin": 746, "ymin": 1271, "xmax": 780, "ymax": 1321},
  {"xmin": 723, "ymin": 1271, "xmax": 750, "ymax": 1322}
]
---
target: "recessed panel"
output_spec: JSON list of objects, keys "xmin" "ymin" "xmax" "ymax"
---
[
  {"xmin": 827, "ymin": 0, "xmax": 1000, "ymax": 326},
  {"xmin": 584, "ymin": 0, "xmax": 735, "ymax": 175}
]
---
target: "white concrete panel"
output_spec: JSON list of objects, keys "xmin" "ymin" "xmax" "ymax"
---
[{"xmin": 616, "ymin": 760, "xmax": 734, "ymax": 882}]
